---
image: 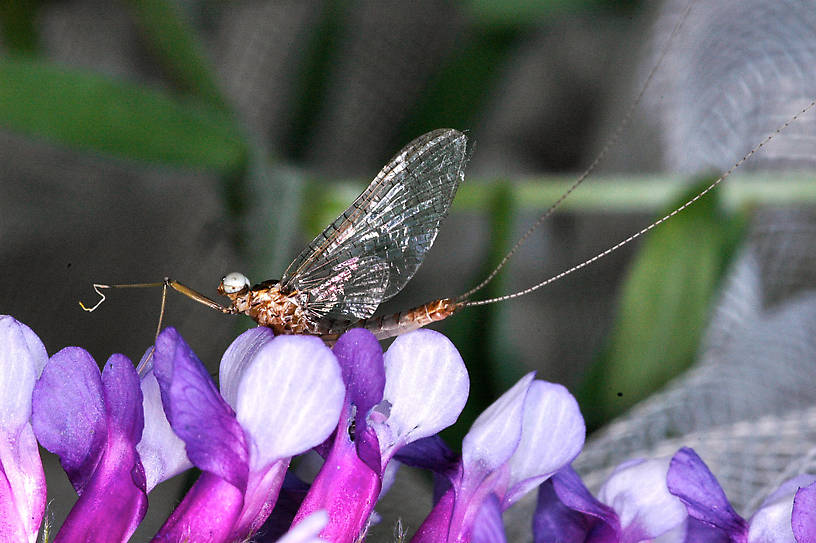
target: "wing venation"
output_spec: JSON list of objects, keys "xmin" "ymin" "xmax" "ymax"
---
[{"xmin": 280, "ymin": 128, "xmax": 468, "ymax": 320}]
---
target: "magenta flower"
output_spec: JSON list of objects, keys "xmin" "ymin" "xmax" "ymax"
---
[
  {"xmin": 411, "ymin": 373, "xmax": 586, "ymax": 543},
  {"xmin": 149, "ymin": 327, "xmax": 345, "ymax": 542},
  {"xmin": 0, "ymin": 316, "xmax": 47, "ymax": 543},
  {"xmin": 31, "ymin": 347, "xmax": 147, "ymax": 542},
  {"xmin": 290, "ymin": 328, "xmax": 470, "ymax": 543}
]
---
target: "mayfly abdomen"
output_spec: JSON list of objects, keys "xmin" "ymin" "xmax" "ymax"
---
[
  {"xmin": 358, "ymin": 298, "xmax": 462, "ymax": 340},
  {"xmin": 315, "ymin": 298, "xmax": 462, "ymax": 342}
]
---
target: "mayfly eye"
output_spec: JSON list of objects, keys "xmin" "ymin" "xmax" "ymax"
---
[{"xmin": 222, "ymin": 272, "xmax": 250, "ymax": 294}]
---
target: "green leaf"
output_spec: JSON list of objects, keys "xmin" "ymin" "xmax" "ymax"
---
[
  {"xmin": 466, "ymin": 0, "xmax": 640, "ymax": 25},
  {"xmin": 0, "ymin": 58, "xmax": 248, "ymax": 172},
  {"xmin": 578, "ymin": 178, "xmax": 746, "ymax": 428},
  {"xmin": 125, "ymin": 0, "xmax": 227, "ymax": 109},
  {"xmin": 284, "ymin": 0, "xmax": 349, "ymax": 160},
  {"xmin": 397, "ymin": 27, "xmax": 521, "ymax": 142},
  {"xmin": 0, "ymin": 0, "xmax": 40, "ymax": 55}
]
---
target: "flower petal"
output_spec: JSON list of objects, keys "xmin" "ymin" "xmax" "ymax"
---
[
  {"xmin": 0, "ymin": 316, "xmax": 47, "ymax": 428},
  {"xmin": 219, "ymin": 327, "xmax": 276, "ymax": 407},
  {"xmin": 276, "ymin": 510, "xmax": 329, "ymax": 543},
  {"xmin": 440, "ymin": 374, "xmax": 536, "ymax": 543},
  {"xmin": 471, "ymin": 494, "xmax": 507, "ymax": 543},
  {"xmin": 333, "ymin": 328, "xmax": 385, "ymax": 470},
  {"xmin": 255, "ymin": 474, "xmax": 311, "ymax": 542},
  {"xmin": 682, "ymin": 518, "xmax": 728, "ymax": 542},
  {"xmin": 533, "ymin": 466, "xmax": 619, "ymax": 543},
  {"xmin": 793, "ymin": 481, "xmax": 816, "ymax": 543},
  {"xmin": 534, "ymin": 479, "xmax": 592, "ymax": 543},
  {"xmin": 286, "ymin": 331, "xmax": 386, "ymax": 542},
  {"xmin": 412, "ymin": 485, "xmax": 457, "ymax": 543},
  {"xmin": 0, "ymin": 316, "xmax": 47, "ymax": 543},
  {"xmin": 667, "ymin": 447, "xmax": 747, "ymax": 537},
  {"xmin": 749, "ymin": 475, "xmax": 816, "ymax": 543},
  {"xmin": 136, "ymin": 368, "xmax": 190, "ymax": 493},
  {"xmin": 333, "ymin": 328, "xmax": 385, "ymax": 420},
  {"xmin": 102, "ymin": 354, "xmax": 144, "ymax": 444},
  {"xmin": 224, "ymin": 336, "xmax": 344, "ymax": 540},
  {"xmin": 599, "ymin": 457, "xmax": 687, "ymax": 542},
  {"xmin": 153, "ymin": 328, "xmax": 249, "ymax": 491},
  {"xmin": 31, "ymin": 346, "xmax": 106, "ymax": 493},
  {"xmin": 292, "ymin": 427, "xmax": 380, "ymax": 543},
  {"xmin": 55, "ymin": 355, "xmax": 148, "ymax": 543},
  {"xmin": 235, "ymin": 335, "xmax": 345, "ymax": 468},
  {"xmin": 504, "ymin": 381, "xmax": 585, "ymax": 507},
  {"xmin": 231, "ymin": 461, "xmax": 290, "ymax": 540},
  {"xmin": 151, "ymin": 471, "xmax": 244, "ymax": 543},
  {"xmin": 395, "ymin": 435, "xmax": 457, "ymax": 473},
  {"xmin": 374, "ymin": 329, "xmax": 469, "ymax": 464},
  {"xmin": 462, "ymin": 373, "xmax": 534, "ymax": 478}
]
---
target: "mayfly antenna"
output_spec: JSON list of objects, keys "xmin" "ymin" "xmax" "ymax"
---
[
  {"xmin": 463, "ymin": 99, "xmax": 816, "ymax": 308},
  {"xmin": 457, "ymin": 0, "xmax": 697, "ymax": 302}
]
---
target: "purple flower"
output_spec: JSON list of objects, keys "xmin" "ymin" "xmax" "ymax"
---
[
  {"xmin": 31, "ymin": 346, "xmax": 147, "ymax": 542},
  {"xmin": 135, "ymin": 353, "xmax": 191, "ymax": 493},
  {"xmin": 0, "ymin": 316, "xmax": 48, "ymax": 543},
  {"xmin": 668, "ymin": 447, "xmax": 816, "ymax": 543},
  {"xmin": 413, "ymin": 373, "xmax": 586, "ymax": 543},
  {"xmin": 535, "ymin": 447, "xmax": 816, "ymax": 543},
  {"xmin": 534, "ymin": 456, "xmax": 690, "ymax": 543},
  {"xmin": 290, "ymin": 328, "xmax": 470, "ymax": 542},
  {"xmin": 149, "ymin": 327, "xmax": 345, "ymax": 543},
  {"xmin": 534, "ymin": 466, "xmax": 620, "ymax": 543},
  {"xmin": 792, "ymin": 481, "xmax": 816, "ymax": 542}
]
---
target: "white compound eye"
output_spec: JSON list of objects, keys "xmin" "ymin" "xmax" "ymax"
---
[{"xmin": 221, "ymin": 272, "xmax": 250, "ymax": 294}]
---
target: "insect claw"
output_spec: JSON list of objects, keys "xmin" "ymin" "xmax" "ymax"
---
[{"xmin": 79, "ymin": 283, "xmax": 109, "ymax": 312}]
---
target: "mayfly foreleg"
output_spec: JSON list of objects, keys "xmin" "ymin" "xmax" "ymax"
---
[
  {"xmin": 79, "ymin": 278, "xmax": 237, "ymax": 373},
  {"xmin": 79, "ymin": 278, "xmax": 234, "ymax": 314}
]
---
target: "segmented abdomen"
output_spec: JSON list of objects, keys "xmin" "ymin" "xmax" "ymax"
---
[{"xmin": 318, "ymin": 298, "xmax": 461, "ymax": 342}]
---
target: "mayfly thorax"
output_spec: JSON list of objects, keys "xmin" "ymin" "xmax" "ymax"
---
[{"xmin": 79, "ymin": 3, "xmax": 816, "ymax": 345}]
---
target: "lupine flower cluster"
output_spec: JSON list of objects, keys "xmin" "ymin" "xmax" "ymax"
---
[{"xmin": 1, "ymin": 313, "xmax": 814, "ymax": 542}]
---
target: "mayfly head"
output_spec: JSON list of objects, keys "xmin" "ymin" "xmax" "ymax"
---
[{"xmin": 218, "ymin": 272, "xmax": 251, "ymax": 296}]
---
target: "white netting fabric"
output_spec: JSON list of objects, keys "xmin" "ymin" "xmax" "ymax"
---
[
  {"xmin": 575, "ymin": 0, "xmax": 816, "ymax": 517},
  {"xmin": 647, "ymin": 0, "xmax": 816, "ymax": 173}
]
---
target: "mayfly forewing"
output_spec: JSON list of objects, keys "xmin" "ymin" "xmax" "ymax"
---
[{"xmin": 279, "ymin": 128, "xmax": 468, "ymax": 322}]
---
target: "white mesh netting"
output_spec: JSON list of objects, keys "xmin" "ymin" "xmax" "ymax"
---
[{"xmin": 576, "ymin": 0, "xmax": 816, "ymax": 517}]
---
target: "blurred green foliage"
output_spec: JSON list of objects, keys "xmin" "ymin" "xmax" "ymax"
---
[
  {"xmin": 0, "ymin": 57, "xmax": 247, "ymax": 171},
  {"xmin": 126, "ymin": 0, "xmax": 228, "ymax": 109},
  {"xmin": 0, "ymin": 0, "xmax": 39, "ymax": 54},
  {"xmin": 466, "ymin": 0, "xmax": 641, "ymax": 26},
  {"xmin": 578, "ymin": 179, "xmax": 747, "ymax": 429}
]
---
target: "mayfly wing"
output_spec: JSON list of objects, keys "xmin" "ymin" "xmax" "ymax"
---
[{"xmin": 280, "ymin": 128, "xmax": 468, "ymax": 321}]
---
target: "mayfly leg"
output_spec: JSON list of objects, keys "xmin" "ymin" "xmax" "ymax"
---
[{"xmin": 79, "ymin": 278, "xmax": 234, "ymax": 373}]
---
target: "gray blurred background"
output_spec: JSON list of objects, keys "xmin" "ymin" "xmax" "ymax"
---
[{"xmin": 2, "ymin": 0, "xmax": 816, "ymax": 541}]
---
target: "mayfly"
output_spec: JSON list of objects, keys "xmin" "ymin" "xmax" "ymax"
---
[
  {"xmin": 79, "ymin": 4, "xmax": 816, "ymax": 343},
  {"xmin": 82, "ymin": 128, "xmax": 470, "ymax": 343},
  {"xmin": 80, "ymin": 98, "xmax": 814, "ymax": 345}
]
